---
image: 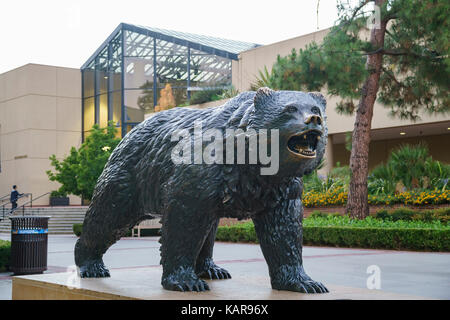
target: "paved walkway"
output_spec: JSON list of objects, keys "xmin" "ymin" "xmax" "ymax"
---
[{"xmin": 1, "ymin": 234, "xmax": 449, "ymax": 300}]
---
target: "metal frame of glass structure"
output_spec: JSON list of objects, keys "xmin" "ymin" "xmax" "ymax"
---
[{"xmin": 81, "ymin": 23, "xmax": 259, "ymax": 138}]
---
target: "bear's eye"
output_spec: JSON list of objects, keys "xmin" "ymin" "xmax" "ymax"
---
[{"xmin": 284, "ymin": 105, "xmax": 298, "ymax": 113}]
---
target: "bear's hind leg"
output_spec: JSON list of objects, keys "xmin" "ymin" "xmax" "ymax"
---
[
  {"xmin": 75, "ymin": 237, "xmax": 110, "ymax": 278},
  {"xmin": 75, "ymin": 208, "xmax": 144, "ymax": 278},
  {"xmin": 160, "ymin": 205, "xmax": 216, "ymax": 292},
  {"xmin": 75, "ymin": 175, "xmax": 142, "ymax": 278},
  {"xmin": 195, "ymin": 218, "xmax": 231, "ymax": 280}
]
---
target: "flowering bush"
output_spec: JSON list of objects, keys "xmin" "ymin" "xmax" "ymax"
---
[
  {"xmin": 302, "ymin": 144, "xmax": 449, "ymax": 208},
  {"xmin": 303, "ymin": 187, "xmax": 348, "ymax": 207},
  {"xmin": 303, "ymin": 188, "xmax": 449, "ymax": 207},
  {"xmin": 368, "ymin": 190, "xmax": 449, "ymax": 206}
]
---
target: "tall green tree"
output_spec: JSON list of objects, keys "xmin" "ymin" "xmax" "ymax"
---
[
  {"xmin": 265, "ymin": 0, "xmax": 449, "ymax": 218},
  {"xmin": 47, "ymin": 121, "xmax": 121, "ymax": 201}
]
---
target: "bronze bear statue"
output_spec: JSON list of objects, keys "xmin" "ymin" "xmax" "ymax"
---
[{"xmin": 75, "ymin": 87, "xmax": 329, "ymax": 293}]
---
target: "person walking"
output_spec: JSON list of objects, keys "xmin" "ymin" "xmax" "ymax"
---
[{"xmin": 10, "ymin": 185, "xmax": 23, "ymax": 213}]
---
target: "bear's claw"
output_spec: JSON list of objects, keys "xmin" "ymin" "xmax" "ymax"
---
[
  {"xmin": 197, "ymin": 265, "xmax": 231, "ymax": 280},
  {"xmin": 78, "ymin": 260, "xmax": 110, "ymax": 278},
  {"xmin": 196, "ymin": 258, "xmax": 231, "ymax": 280},
  {"xmin": 274, "ymin": 280, "xmax": 329, "ymax": 294},
  {"xmin": 162, "ymin": 267, "xmax": 210, "ymax": 292},
  {"xmin": 163, "ymin": 277, "xmax": 210, "ymax": 292}
]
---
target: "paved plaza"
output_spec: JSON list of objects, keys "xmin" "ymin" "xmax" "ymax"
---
[{"xmin": 0, "ymin": 234, "xmax": 449, "ymax": 300}]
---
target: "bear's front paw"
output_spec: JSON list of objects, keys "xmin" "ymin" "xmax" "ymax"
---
[
  {"xmin": 271, "ymin": 265, "xmax": 329, "ymax": 294},
  {"xmin": 162, "ymin": 267, "xmax": 210, "ymax": 292},
  {"xmin": 77, "ymin": 259, "xmax": 110, "ymax": 278},
  {"xmin": 273, "ymin": 280, "xmax": 329, "ymax": 294},
  {"xmin": 196, "ymin": 259, "xmax": 232, "ymax": 280}
]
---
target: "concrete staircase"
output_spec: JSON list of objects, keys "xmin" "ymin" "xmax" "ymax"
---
[{"xmin": 0, "ymin": 207, "xmax": 88, "ymax": 235}]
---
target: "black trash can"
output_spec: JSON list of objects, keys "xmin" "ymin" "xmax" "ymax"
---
[{"xmin": 9, "ymin": 216, "xmax": 50, "ymax": 275}]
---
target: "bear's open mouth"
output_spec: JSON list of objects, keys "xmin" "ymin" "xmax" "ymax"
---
[{"xmin": 287, "ymin": 129, "xmax": 323, "ymax": 158}]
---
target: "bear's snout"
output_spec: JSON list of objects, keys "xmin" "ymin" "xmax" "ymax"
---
[{"xmin": 304, "ymin": 114, "xmax": 323, "ymax": 126}]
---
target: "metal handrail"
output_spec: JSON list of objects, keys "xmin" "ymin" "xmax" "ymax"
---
[
  {"xmin": 0, "ymin": 193, "xmax": 30, "ymax": 203},
  {"xmin": 0, "ymin": 193, "xmax": 10, "ymax": 201},
  {"xmin": 1, "ymin": 203, "xmax": 7, "ymax": 220},
  {"xmin": 15, "ymin": 192, "xmax": 50, "ymax": 216},
  {"xmin": 2, "ymin": 192, "xmax": 47, "ymax": 219},
  {"xmin": 1, "ymin": 193, "xmax": 31, "ymax": 220}
]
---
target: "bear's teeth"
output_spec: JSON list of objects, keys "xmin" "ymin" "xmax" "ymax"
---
[{"xmin": 292, "ymin": 144, "xmax": 316, "ymax": 156}]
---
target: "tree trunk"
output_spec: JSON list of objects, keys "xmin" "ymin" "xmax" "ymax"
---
[{"xmin": 346, "ymin": 0, "xmax": 387, "ymax": 219}]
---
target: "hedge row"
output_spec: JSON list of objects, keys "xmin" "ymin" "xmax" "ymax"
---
[
  {"xmin": 374, "ymin": 207, "xmax": 450, "ymax": 224},
  {"xmin": 216, "ymin": 223, "xmax": 258, "ymax": 243},
  {"xmin": 215, "ymin": 223, "xmax": 450, "ymax": 251},
  {"xmin": 0, "ymin": 240, "xmax": 11, "ymax": 272},
  {"xmin": 304, "ymin": 226, "xmax": 449, "ymax": 251}
]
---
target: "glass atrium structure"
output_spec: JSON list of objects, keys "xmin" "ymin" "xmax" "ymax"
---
[{"xmin": 81, "ymin": 23, "xmax": 259, "ymax": 138}]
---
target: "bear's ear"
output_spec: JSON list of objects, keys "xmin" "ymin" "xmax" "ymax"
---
[
  {"xmin": 254, "ymin": 87, "xmax": 274, "ymax": 107},
  {"xmin": 238, "ymin": 106, "xmax": 253, "ymax": 129},
  {"xmin": 308, "ymin": 92, "xmax": 326, "ymax": 110}
]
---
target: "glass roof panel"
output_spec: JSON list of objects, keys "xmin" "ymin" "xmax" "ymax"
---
[
  {"xmin": 131, "ymin": 24, "xmax": 259, "ymax": 55},
  {"xmin": 82, "ymin": 23, "xmax": 259, "ymax": 70}
]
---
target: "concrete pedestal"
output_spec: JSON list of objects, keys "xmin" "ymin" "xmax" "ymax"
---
[{"xmin": 12, "ymin": 267, "xmax": 427, "ymax": 300}]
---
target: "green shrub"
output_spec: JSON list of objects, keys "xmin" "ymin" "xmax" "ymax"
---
[
  {"xmin": 303, "ymin": 164, "xmax": 349, "ymax": 194},
  {"xmin": 219, "ymin": 86, "xmax": 239, "ymax": 99},
  {"xmin": 389, "ymin": 208, "xmax": 416, "ymax": 221},
  {"xmin": 189, "ymin": 89, "xmax": 224, "ymax": 105},
  {"xmin": 0, "ymin": 240, "xmax": 11, "ymax": 272},
  {"xmin": 309, "ymin": 211, "xmax": 341, "ymax": 219},
  {"xmin": 368, "ymin": 143, "xmax": 450, "ymax": 193},
  {"xmin": 250, "ymin": 66, "xmax": 274, "ymax": 91},
  {"xmin": 50, "ymin": 190, "xmax": 68, "ymax": 197},
  {"xmin": 368, "ymin": 165, "xmax": 396, "ymax": 195},
  {"xmin": 309, "ymin": 211, "xmax": 329, "ymax": 218},
  {"xmin": 304, "ymin": 227, "xmax": 450, "ymax": 251},
  {"xmin": 304, "ymin": 215, "xmax": 447, "ymax": 229},
  {"xmin": 216, "ymin": 222, "xmax": 258, "ymax": 243},
  {"xmin": 73, "ymin": 223, "xmax": 83, "ymax": 237},
  {"xmin": 215, "ymin": 217, "xmax": 450, "ymax": 251},
  {"xmin": 375, "ymin": 207, "xmax": 450, "ymax": 224},
  {"xmin": 374, "ymin": 209, "xmax": 390, "ymax": 220}
]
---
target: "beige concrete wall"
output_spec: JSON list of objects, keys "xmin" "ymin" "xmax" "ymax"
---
[
  {"xmin": 232, "ymin": 28, "xmax": 329, "ymax": 93},
  {"xmin": 0, "ymin": 64, "xmax": 82, "ymax": 205},
  {"xmin": 332, "ymin": 133, "xmax": 450, "ymax": 171},
  {"xmin": 232, "ymin": 28, "xmax": 450, "ymax": 135}
]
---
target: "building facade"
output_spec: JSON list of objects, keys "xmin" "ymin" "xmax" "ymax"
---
[
  {"xmin": 81, "ymin": 23, "xmax": 258, "ymax": 138},
  {"xmin": 0, "ymin": 64, "xmax": 82, "ymax": 205},
  {"xmin": 0, "ymin": 25, "xmax": 448, "ymax": 205}
]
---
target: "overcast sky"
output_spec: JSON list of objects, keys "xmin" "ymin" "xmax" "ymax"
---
[{"xmin": 0, "ymin": 0, "xmax": 339, "ymax": 74}]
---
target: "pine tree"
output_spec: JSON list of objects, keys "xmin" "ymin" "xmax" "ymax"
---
[{"xmin": 267, "ymin": 0, "xmax": 449, "ymax": 218}]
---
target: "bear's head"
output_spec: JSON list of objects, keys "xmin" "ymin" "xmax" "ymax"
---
[{"xmin": 238, "ymin": 87, "xmax": 328, "ymax": 177}]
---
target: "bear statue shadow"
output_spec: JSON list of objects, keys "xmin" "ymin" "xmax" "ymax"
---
[{"xmin": 75, "ymin": 87, "xmax": 329, "ymax": 294}]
